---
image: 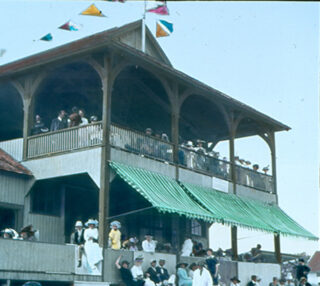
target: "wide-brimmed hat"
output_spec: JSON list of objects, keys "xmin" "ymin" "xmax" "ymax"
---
[
  {"xmin": 110, "ymin": 221, "xmax": 121, "ymax": 229},
  {"xmin": 176, "ymin": 262, "xmax": 188, "ymax": 268},
  {"xmin": 230, "ymin": 277, "xmax": 241, "ymax": 283},
  {"xmin": 75, "ymin": 221, "xmax": 83, "ymax": 227},
  {"xmin": 135, "ymin": 255, "xmax": 144, "ymax": 262},
  {"xmin": 20, "ymin": 225, "xmax": 36, "ymax": 236},
  {"xmin": 85, "ymin": 219, "xmax": 98, "ymax": 227},
  {"xmin": 186, "ymin": 141, "xmax": 193, "ymax": 147}
]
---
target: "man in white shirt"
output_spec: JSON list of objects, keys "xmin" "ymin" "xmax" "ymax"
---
[
  {"xmin": 192, "ymin": 261, "xmax": 213, "ymax": 286},
  {"xmin": 142, "ymin": 235, "xmax": 157, "ymax": 253}
]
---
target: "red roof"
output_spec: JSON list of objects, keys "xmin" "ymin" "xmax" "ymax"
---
[
  {"xmin": 309, "ymin": 251, "xmax": 320, "ymax": 272},
  {"xmin": 0, "ymin": 149, "xmax": 32, "ymax": 176}
]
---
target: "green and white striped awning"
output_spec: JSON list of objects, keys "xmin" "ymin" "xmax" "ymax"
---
[
  {"xmin": 110, "ymin": 161, "xmax": 216, "ymax": 222},
  {"xmin": 181, "ymin": 182, "xmax": 317, "ymax": 240},
  {"xmin": 110, "ymin": 161, "xmax": 317, "ymax": 240}
]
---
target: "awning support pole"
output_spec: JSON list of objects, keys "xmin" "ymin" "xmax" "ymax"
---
[
  {"xmin": 274, "ymin": 233, "xmax": 281, "ymax": 263},
  {"xmin": 231, "ymin": 225, "xmax": 238, "ymax": 260}
]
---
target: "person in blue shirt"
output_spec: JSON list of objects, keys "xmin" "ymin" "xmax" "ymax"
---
[{"xmin": 176, "ymin": 262, "xmax": 192, "ymax": 286}]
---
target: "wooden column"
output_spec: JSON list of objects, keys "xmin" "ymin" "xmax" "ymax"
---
[
  {"xmin": 274, "ymin": 233, "xmax": 281, "ymax": 263},
  {"xmin": 270, "ymin": 132, "xmax": 278, "ymax": 201},
  {"xmin": 170, "ymin": 83, "xmax": 180, "ymax": 180},
  {"xmin": 22, "ymin": 98, "xmax": 31, "ymax": 161},
  {"xmin": 98, "ymin": 56, "xmax": 112, "ymax": 248},
  {"xmin": 228, "ymin": 112, "xmax": 239, "ymax": 260}
]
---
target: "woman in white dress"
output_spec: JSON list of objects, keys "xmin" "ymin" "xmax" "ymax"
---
[
  {"xmin": 84, "ymin": 219, "xmax": 103, "ymax": 274},
  {"xmin": 181, "ymin": 237, "xmax": 193, "ymax": 256}
]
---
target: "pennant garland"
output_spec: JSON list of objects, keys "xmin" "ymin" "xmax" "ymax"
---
[
  {"xmin": 106, "ymin": 0, "xmax": 126, "ymax": 3},
  {"xmin": 40, "ymin": 33, "xmax": 53, "ymax": 41},
  {"xmin": 81, "ymin": 4, "xmax": 105, "ymax": 17},
  {"xmin": 147, "ymin": 4, "xmax": 169, "ymax": 15},
  {"xmin": 156, "ymin": 19, "xmax": 173, "ymax": 38},
  {"xmin": 59, "ymin": 20, "xmax": 81, "ymax": 31}
]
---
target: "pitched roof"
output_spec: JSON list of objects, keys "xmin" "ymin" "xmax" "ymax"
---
[
  {"xmin": 309, "ymin": 251, "xmax": 320, "ymax": 272},
  {"xmin": 0, "ymin": 20, "xmax": 289, "ymax": 133},
  {"xmin": 0, "ymin": 20, "xmax": 171, "ymax": 77},
  {"xmin": 0, "ymin": 148, "xmax": 32, "ymax": 176}
]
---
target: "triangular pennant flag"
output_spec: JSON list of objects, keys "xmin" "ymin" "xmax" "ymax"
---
[
  {"xmin": 81, "ymin": 4, "xmax": 105, "ymax": 17},
  {"xmin": 40, "ymin": 33, "xmax": 53, "ymax": 41},
  {"xmin": 0, "ymin": 49, "xmax": 6, "ymax": 57},
  {"xmin": 147, "ymin": 5, "xmax": 169, "ymax": 15},
  {"xmin": 59, "ymin": 20, "xmax": 81, "ymax": 31},
  {"xmin": 156, "ymin": 20, "xmax": 173, "ymax": 38}
]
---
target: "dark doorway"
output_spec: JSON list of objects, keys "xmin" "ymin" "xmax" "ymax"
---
[{"xmin": 0, "ymin": 207, "xmax": 16, "ymax": 230}]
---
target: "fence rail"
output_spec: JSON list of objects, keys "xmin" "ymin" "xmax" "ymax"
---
[
  {"xmin": 111, "ymin": 124, "xmax": 173, "ymax": 163},
  {"xmin": 178, "ymin": 147, "xmax": 231, "ymax": 181},
  {"xmin": 235, "ymin": 165, "xmax": 274, "ymax": 193},
  {"xmin": 27, "ymin": 122, "xmax": 103, "ymax": 158},
  {"xmin": 26, "ymin": 124, "xmax": 274, "ymax": 193}
]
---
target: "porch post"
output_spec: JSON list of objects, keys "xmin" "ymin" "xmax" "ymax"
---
[
  {"xmin": 22, "ymin": 98, "xmax": 31, "ymax": 161},
  {"xmin": 98, "ymin": 55, "xmax": 113, "ymax": 248},
  {"xmin": 170, "ymin": 83, "xmax": 180, "ymax": 179},
  {"xmin": 274, "ymin": 233, "xmax": 281, "ymax": 263},
  {"xmin": 228, "ymin": 111, "xmax": 239, "ymax": 260},
  {"xmin": 270, "ymin": 131, "xmax": 278, "ymax": 200}
]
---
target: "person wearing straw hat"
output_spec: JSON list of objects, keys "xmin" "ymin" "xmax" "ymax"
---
[
  {"xmin": 71, "ymin": 221, "xmax": 85, "ymax": 267},
  {"xmin": 109, "ymin": 220, "xmax": 121, "ymax": 250},
  {"xmin": 84, "ymin": 219, "xmax": 103, "ymax": 274},
  {"xmin": 192, "ymin": 260, "xmax": 213, "ymax": 286}
]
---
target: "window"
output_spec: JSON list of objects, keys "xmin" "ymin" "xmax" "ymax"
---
[
  {"xmin": 191, "ymin": 219, "xmax": 202, "ymax": 236},
  {"xmin": 31, "ymin": 186, "xmax": 62, "ymax": 216}
]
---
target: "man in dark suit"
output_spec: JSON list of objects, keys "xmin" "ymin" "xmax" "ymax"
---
[
  {"xmin": 147, "ymin": 260, "xmax": 161, "ymax": 284},
  {"xmin": 247, "ymin": 275, "xmax": 257, "ymax": 286},
  {"xmin": 50, "ymin": 110, "xmax": 67, "ymax": 131},
  {"xmin": 156, "ymin": 259, "xmax": 170, "ymax": 283},
  {"xmin": 71, "ymin": 221, "xmax": 85, "ymax": 267}
]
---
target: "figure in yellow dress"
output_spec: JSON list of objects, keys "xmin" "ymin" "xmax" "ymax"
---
[{"xmin": 109, "ymin": 221, "xmax": 121, "ymax": 250}]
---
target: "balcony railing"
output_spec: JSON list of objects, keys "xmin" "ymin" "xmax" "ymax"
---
[
  {"xmin": 235, "ymin": 164, "xmax": 274, "ymax": 193},
  {"xmin": 26, "ymin": 124, "xmax": 274, "ymax": 193},
  {"xmin": 179, "ymin": 146, "xmax": 231, "ymax": 181},
  {"xmin": 27, "ymin": 122, "xmax": 103, "ymax": 158},
  {"xmin": 110, "ymin": 124, "xmax": 173, "ymax": 163}
]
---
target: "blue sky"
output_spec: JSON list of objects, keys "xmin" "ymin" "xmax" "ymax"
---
[{"xmin": 0, "ymin": 1, "xmax": 319, "ymax": 255}]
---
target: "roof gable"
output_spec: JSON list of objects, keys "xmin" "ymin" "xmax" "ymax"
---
[
  {"xmin": 115, "ymin": 21, "xmax": 172, "ymax": 66},
  {"xmin": 0, "ymin": 148, "xmax": 32, "ymax": 176}
]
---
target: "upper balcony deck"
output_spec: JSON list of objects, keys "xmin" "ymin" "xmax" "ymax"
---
[{"xmin": 0, "ymin": 122, "xmax": 274, "ymax": 197}]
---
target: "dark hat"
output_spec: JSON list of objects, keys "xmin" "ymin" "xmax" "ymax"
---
[
  {"xmin": 230, "ymin": 277, "xmax": 241, "ymax": 283},
  {"xmin": 253, "ymin": 164, "xmax": 259, "ymax": 168},
  {"xmin": 299, "ymin": 258, "xmax": 305, "ymax": 262},
  {"xmin": 151, "ymin": 260, "xmax": 157, "ymax": 264},
  {"xmin": 159, "ymin": 259, "xmax": 166, "ymax": 262},
  {"xmin": 20, "ymin": 225, "xmax": 36, "ymax": 235},
  {"xmin": 189, "ymin": 263, "xmax": 197, "ymax": 269},
  {"xmin": 176, "ymin": 262, "xmax": 188, "ymax": 268},
  {"xmin": 121, "ymin": 260, "xmax": 130, "ymax": 266}
]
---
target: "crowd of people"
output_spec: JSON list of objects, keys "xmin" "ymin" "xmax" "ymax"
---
[
  {"xmin": 30, "ymin": 111, "xmax": 271, "ymax": 191},
  {"xmin": 31, "ymin": 107, "xmax": 98, "ymax": 135}
]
